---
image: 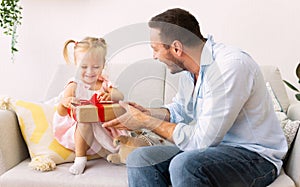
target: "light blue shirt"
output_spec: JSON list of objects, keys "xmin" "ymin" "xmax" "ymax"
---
[{"xmin": 165, "ymin": 35, "xmax": 288, "ymax": 174}]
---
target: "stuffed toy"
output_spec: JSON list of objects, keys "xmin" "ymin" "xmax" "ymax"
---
[{"xmin": 107, "ymin": 130, "xmax": 171, "ymax": 164}]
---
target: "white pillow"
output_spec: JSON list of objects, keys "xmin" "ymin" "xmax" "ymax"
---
[
  {"xmin": 266, "ymin": 82, "xmax": 299, "ymax": 152},
  {"xmin": 266, "ymin": 82, "xmax": 283, "ymax": 112},
  {"xmin": 276, "ymin": 112, "xmax": 300, "ymax": 148}
]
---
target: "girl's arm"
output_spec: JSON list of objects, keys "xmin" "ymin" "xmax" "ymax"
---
[
  {"xmin": 110, "ymin": 88, "xmax": 124, "ymax": 101},
  {"xmin": 57, "ymin": 82, "xmax": 78, "ymax": 116},
  {"xmin": 98, "ymin": 87, "xmax": 124, "ymax": 102}
]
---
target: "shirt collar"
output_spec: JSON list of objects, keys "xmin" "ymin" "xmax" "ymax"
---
[
  {"xmin": 200, "ymin": 35, "xmax": 215, "ymax": 67},
  {"xmin": 187, "ymin": 35, "xmax": 215, "ymax": 79}
]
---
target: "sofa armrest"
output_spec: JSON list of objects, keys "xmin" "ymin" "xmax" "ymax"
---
[
  {"xmin": 285, "ymin": 130, "xmax": 300, "ymax": 187},
  {"xmin": 285, "ymin": 102, "xmax": 300, "ymax": 187},
  {"xmin": 0, "ymin": 110, "xmax": 29, "ymax": 175}
]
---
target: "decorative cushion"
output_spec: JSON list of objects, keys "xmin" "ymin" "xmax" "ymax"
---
[
  {"xmin": 10, "ymin": 99, "xmax": 102, "ymax": 171},
  {"xmin": 276, "ymin": 112, "xmax": 300, "ymax": 148},
  {"xmin": 266, "ymin": 82, "xmax": 300, "ymax": 148},
  {"xmin": 266, "ymin": 82, "xmax": 283, "ymax": 112},
  {"xmin": 260, "ymin": 65, "xmax": 290, "ymax": 113},
  {"xmin": 12, "ymin": 99, "xmax": 76, "ymax": 165}
]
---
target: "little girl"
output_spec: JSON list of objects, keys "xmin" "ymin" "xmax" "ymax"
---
[{"xmin": 53, "ymin": 37, "xmax": 127, "ymax": 175}]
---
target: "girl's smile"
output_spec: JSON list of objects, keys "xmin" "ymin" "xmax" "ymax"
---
[{"xmin": 76, "ymin": 51, "xmax": 104, "ymax": 86}]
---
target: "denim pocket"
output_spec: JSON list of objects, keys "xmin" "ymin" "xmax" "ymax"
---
[{"xmin": 251, "ymin": 168, "xmax": 277, "ymax": 187}]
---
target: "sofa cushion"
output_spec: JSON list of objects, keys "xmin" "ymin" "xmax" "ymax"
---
[
  {"xmin": 260, "ymin": 65, "xmax": 290, "ymax": 113},
  {"xmin": 266, "ymin": 82, "xmax": 283, "ymax": 112},
  {"xmin": 0, "ymin": 158, "xmax": 127, "ymax": 187},
  {"xmin": 267, "ymin": 169, "xmax": 295, "ymax": 187},
  {"xmin": 276, "ymin": 112, "xmax": 300, "ymax": 148},
  {"xmin": 266, "ymin": 79, "xmax": 299, "ymax": 150}
]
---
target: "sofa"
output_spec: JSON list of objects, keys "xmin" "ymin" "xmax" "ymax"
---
[{"xmin": 0, "ymin": 60, "xmax": 299, "ymax": 187}]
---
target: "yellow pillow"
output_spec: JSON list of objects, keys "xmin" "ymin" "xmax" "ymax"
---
[{"xmin": 13, "ymin": 100, "xmax": 76, "ymax": 164}]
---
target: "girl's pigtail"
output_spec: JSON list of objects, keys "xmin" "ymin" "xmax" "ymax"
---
[{"xmin": 63, "ymin": 39, "xmax": 76, "ymax": 65}]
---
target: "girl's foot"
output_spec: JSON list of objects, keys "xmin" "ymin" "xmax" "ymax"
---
[{"xmin": 69, "ymin": 156, "xmax": 87, "ymax": 175}]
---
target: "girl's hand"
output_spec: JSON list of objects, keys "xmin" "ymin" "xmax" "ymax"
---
[
  {"xmin": 61, "ymin": 97, "xmax": 80, "ymax": 108},
  {"xmin": 97, "ymin": 91, "xmax": 111, "ymax": 101}
]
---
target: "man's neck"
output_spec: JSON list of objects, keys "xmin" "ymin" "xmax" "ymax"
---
[{"xmin": 184, "ymin": 41, "xmax": 205, "ymax": 84}]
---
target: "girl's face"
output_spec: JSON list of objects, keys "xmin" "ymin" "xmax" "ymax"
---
[{"xmin": 76, "ymin": 51, "xmax": 104, "ymax": 86}]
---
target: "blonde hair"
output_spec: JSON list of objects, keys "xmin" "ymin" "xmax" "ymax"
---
[{"xmin": 63, "ymin": 37, "xmax": 107, "ymax": 65}]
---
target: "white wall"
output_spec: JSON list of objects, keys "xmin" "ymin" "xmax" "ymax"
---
[{"xmin": 0, "ymin": 0, "xmax": 299, "ymax": 101}]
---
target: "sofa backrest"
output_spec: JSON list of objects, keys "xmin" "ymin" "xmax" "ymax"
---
[
  {"xmin": 163, "ymin": 65, "xmax": 291, "ymax": 112},
  {"xmin": 111, "ymin": 59, "xmax": 167, "ymax": 108},
  {"xmin": 44, "ymin": 63, "xmax": 290, "ymax": 113},
  {"xmin": 44, "ymin": 60, "xmax": 173, "ymax": 108},
  {"xmin": 44, "ymin": 64, "xmax": 77, "ymax": 101}
]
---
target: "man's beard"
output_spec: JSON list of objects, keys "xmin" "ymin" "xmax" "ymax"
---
[{"xmin": 166, "ymin": 51, "xmax": 185, "ymax": 74}]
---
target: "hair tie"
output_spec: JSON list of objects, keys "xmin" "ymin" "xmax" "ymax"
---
[
  {"xmin": 74, "ymin": 41, "xmax": 78, "ymax": 46},
  {"xmin": 99, "ymin": 38, "xmax": 106, "ymax": 45}
]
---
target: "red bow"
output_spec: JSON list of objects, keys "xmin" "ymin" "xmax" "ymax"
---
[{"xmin": 68, "ymin": 93, "xmax": 112, "ymax": 122}]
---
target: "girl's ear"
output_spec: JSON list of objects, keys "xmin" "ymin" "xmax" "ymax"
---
[{"xmin": 171, "ymin": 40, "xmax": 183, "ymax": 56}]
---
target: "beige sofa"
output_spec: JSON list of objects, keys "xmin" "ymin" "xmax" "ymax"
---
[{"xmin": 0, "ymin": 60, "xmax": 299, "ymax": 187}]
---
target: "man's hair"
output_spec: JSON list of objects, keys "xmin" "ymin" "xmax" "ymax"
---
[{"xmin": 148, "ymin": 8, "xmax": 205, "ymax": 47}]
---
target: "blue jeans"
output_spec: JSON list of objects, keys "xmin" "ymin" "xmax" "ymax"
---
[{"xmin": 126, "ymin": 145, "xmax": 277, "ymax": 187}]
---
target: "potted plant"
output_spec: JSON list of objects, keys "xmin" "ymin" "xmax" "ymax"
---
[
  {"xmin": 0, "ymin": 0, "xmax": 22, "ymax": 60},
  {"xmin": 283, "ymin": 63, "xmax": 300, "ymax": 101}
]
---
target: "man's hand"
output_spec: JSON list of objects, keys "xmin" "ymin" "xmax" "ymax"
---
[
  {"xmin": 102, "ymin": 101, "xmax": 158, "ymax": 131},
  {"xmin": 126, "ymin": 102, "xmax": 151, "ymax": 115}
]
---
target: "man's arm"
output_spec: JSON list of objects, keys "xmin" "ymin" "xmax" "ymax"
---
[
  {"xmin": 102, "ymin": 101, "xmax": 175, "ymax": 142},
  {"xmin": 148, "ymin": 108, "xmax": 171, "ymax": 122},
  {"xmin": 125, "ymin": 102, "xmax": 171, "ymax": 122},
  {"xmin": 148, "ymin": 117, "xmax": 176, "ymax": 142}
]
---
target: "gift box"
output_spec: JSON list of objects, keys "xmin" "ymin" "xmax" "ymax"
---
[{"xmin": 69, "ymin": 94, "xmax": 126, "ymax": 123}]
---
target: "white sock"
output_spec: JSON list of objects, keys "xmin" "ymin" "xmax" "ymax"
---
[{"xmin": 69, "ymin": 156, "xmax": 87, "ymax": 175}]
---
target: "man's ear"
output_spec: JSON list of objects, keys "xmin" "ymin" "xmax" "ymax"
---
[{"xmin": 171, "ymin": 40, "xmax": 183, "ymax": 56}]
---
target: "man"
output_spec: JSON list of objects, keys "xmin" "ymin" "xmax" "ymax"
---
[{"xmin": 103, "ymin": 8, "xmax": 287, "ymax": 187}]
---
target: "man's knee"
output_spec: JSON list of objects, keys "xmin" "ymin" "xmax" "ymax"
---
[
  {"xmin": 169, "ymin": 152, "xmax": 191, "ymax": 174},
  {"xmin": 127, "ymin": 146, "xmax": 180, "ymax": 168},
  {"xmin": 126, "ymin": 147, "xmax": 156, "ymax": 167},
  {"xmin": 169, "ymin": 150, "xmax": 209, "ymax": 177}
]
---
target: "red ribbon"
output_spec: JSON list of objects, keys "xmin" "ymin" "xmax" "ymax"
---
[{"xmin": 68, "ymin": 93, "xmax": 105, "ymax": 122}]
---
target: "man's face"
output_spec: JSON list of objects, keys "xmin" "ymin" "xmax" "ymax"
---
[{"xmin": 150, "ymin": 28, "xmax": 184, "ymax": 74}]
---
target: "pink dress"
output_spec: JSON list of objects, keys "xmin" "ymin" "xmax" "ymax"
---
[{"xmin": 52, "ymin": 77, "xmax": 128, "ymax": 155}]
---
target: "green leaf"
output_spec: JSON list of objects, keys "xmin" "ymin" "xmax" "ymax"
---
[
  {"xmin": 12, "ymin": 47, "xmax": 17, "ymax": 52},
  {"xmin": 296, "ymin": 93, "xmax": 300, "ymax": 101},
  {"xmin": 283, "ymin": 80, "xmax": 299, "ymax": 92},
  {"xmin": 296, "ymin": 63, "xmax": 300, "ymax": 80},
  {"xmin": 0, "ymin": 0, "xmax": 22, "ymax": 59}
]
